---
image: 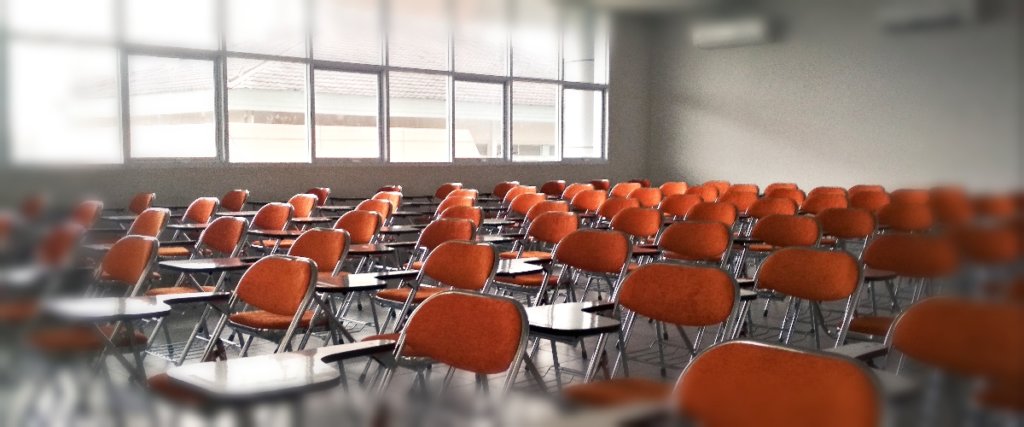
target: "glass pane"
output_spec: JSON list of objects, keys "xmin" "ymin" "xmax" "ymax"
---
[
  {"xmin": 126, "ymin": 0, "xmax": 217, "ymax": 49},
  {"xmin": 512, "ymin": 82, "xmax": 558, "ymax": 162},
  {"xmin": 313, "ymin": 0, "xmax": 381, "ymax": 64},
  {"xmin": 454, "ymin": 0, "xmax": 507, "ymax": 75},
  {"xmin": 563, "ymin": 89, "xmax": 602, "ymax": 158},
  {"xmin": 8, "ymin": 0, "xmax": 114, "ymax": 39},
  {"xmin": 8, "ymin": 42, "xmax": 121, "ymax": 164},
  {"xmin": 512, "ymin": 0, "xmax": 558, "ymax": 79},
  {"xmin": 226, "ymin": 0, "xmax": 305, "ymax": 57},
  {"xmin": 129, "ymin": 57, "xmax": 216, "ymax": 158},
  {"xmin": 563, "ymin": 5, "xmax": 609, "ymax": 84},
  {"xmin": 315, "ymin": 71, "xmax": 380, "ymax": 159},
  {"xmin": 388, "ymin": 0, "xmax": 448, "ymax": 70},
  {"xmin": 454, "ymin": 81, "xmax": 503, "ymax": 159},
  {"xmin": 388, "ymin": 72, "xmax": 449, "ymax": 163},
  {"xmin": 227, "ymin": 59, "xmax": 309, "ymax": 163}
]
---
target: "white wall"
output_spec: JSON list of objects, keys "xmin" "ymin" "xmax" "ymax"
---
[
  {"xmin": 0, "ymin": 15, "xmax": 653, "ymax": 207},
  {"xmin": 647, "ymin": 0, "xmax": 1022, "ymax": 191}
]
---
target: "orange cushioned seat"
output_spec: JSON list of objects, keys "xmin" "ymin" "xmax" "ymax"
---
[
  {"xmin": 145, "ymin": 286, "xmax": 216, "ymax": 296},
  {"xmin": 496, "ymin": 273, "xmax": 559, "ymax": 287},
  {"xmin": 375, "ymin": 286, "xmax": 444, "ymax": 304},
  {"xmin": 33, "ymin": 325, "xmax": 148, "ymax": 353},
  {"xmin": 563, "ymin": 378, "xmax": 673, "ymax": 407},
  {"xmin": 157, "ymin": 246, "xmax": 192, "ymax": 258},
  {"xmin": 848, "ymin": 315, "xmax": 893, "ymax": 336},
  {"xmin": 499, "ymin": 250, "xmax": 553, "ymax": 261},
  {"xmin": 229, "ymin": 309, "xmax": 326, "ymax": 330}
]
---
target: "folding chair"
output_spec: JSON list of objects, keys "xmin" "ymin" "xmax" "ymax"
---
[
  {"xmin": 287, "ymin": 193, "xmax": 318, "ymax": 219},
  {"xmin": 702, "ymin": 180, "xmax": 731, "ymax": 197},
  {"xmin": 403, "ymin": 219, "xmax": 477, "ymax": 270},
  {"xmin": 817, "ymin": 207, "xmax": 877, "ymax": 254},
  {"xmin": 247, "ymin": 203, "xmax": 295, "ymax": 254},
  {"xmin": 742, "ymin": 197, "xmax": 798, "ymax": 235},
  {"xmin": 181, "ymin": 197, "xmax": 220, "ymax": 225},
  {"xmin": 628, "ymin": 178, "xmax": 652, "ymax": 188},
  {"xmin": 570, "ymin": 189, "xmax": 608, "ymax": 217},
  {"xmin": 685, "ymin": 185, "xmax": 718, "ymax": 203},
  {"xmin": 848, "ymin": 185, "xmax": 885, "ymax": 198},
  {"xmin": 447, "ymin": 188, "xmax": 479, "ymax": 200},
  {"xmin": 718, "ymin": 190, "xmax": 758, "ymax": 213},
  {"xmin": 658, "ymin": 194, "xmax": 702, "ymax": 221},
  {"xmin": 146, "ymin": 217, "xmax": 249, "ymax": 296},
  {"xmin": 126, "ymin": 192, "xmax": 156, "ymax": 215},
  {"xmin": 333, "ymin": 210, "xmax": 385, "ymax": 272},
  {"xmin": 878, "ymin": 202, "xmax": 934, "ymax": 233},
  {"xmin": 491, "ymin": 181, "xmax": 520, "ymax": 201},
  {"xmin": 609, "ymin": 182, "xmax": 642, "ymax": 199},
  {"xmin": 609, "ymin": 207, "xmax": 661, "ymax": 249},
  {"xmin": 735, "ymin": 214, "xmax": 820, "ymax": 278},
  {"xmin": 305, "ymin": 187, "xmax": 331, "ymax": 207},
  {"xmin": 220, "ymin": 189, "xmax": 249, "ymax": 212},
  {"xmin": 808, "ymin": 186, "xmax": 849, "ymax": 199},
  {"xmin": 70, "ymin": 200, "xmax": 104, "ymax": 229},
  {"xmin": 439, "ymin": 206, "xmax": 484, "ymax": 230},
  {"xmin": 675, "ymin": 340, "xmax": 881, "ymax": 427},
  {"xmin": 356, "ymin": 199, "xmax": 394, "ymax": 226},
  {"xmin": 590, "ymin": 179, "xmax": 611, "ymax": 191},
  {"xmin": 502, "ymin": 185, "xmax": 539, "ymax": 207},
  {"xmin": 432, "ymin": 196, "xmax": 475, "ymax": 219},
  {"xmin": 930, "ymin": 191, "xmax": 974, "ymax": 227},
  {"xmin": 372, "ymin": 191, "xmax": 404, "ymax": 213},
  {"xmin": 540, "ymin": 180, "xmax": 566, "ymax": 197},
  {"xmin": 432, "ymin": 183, "xmax": 463, "ymax": 200},
  {"xmin": 594, "ymin": 197, "xmax": 639, "ymax": 227},
  {"xmin": 544, "ymin": 229, "xmax": 632, "ymax": 302},
  {"xmin": 800, "ymin": 193, "xmax": 849, "ymax": 215},
  {"xmin": 850, "ymin": 191, "xmax": 891, "ymax": 215},
  {"xmin": 561, "ymin": 183, "xmax": 594, "ymax": 202},
  {"xmin": 727, "ymin": 183, "xmax": 760, "ymax": 194},
  {"xmin": 287, "ymin": 228, "xmax": 353, "ymax": 345},
  {"xmin": 684, "ymin": 202, "xmax": 738, "ymax": 229},
  {"xmin": 562, "ymin": 263, "xmax": 738, "ymax": 407},
  {"xmin": 90, "ymin": 208, "xmax": 171, "ymax": 242},
  {"xmin": 658, "ymin": 181, "xmax": 688, "ymax": 197},
  {"xmin": 973, "ymin": 194, "xmax": 1016, "ymax": 221},
  {"xmin": 524, "ymin": 200, "xmax": 570, "ymax": 225},
  {"xmin": 504, "ymin": 192, "xmax": 546, "ymax": 221},
  {"xmin": 890, "ymin": 188, "xmax": 929, "ymax": 206},
  {"xmin": 764, "ymin": 182, "xmax": 799, "ymax": 195},
  {"xmin": 627, "ymin": 187, "xmax": 662, "ymax": 208},
  {"xmin": 88, "ymin": 235, "xmax": 161, "ymax": 298},
  {"xmin": 494, "ymin": 212, "xmax": 578, "ymax": 305},
  {"xmin": 765, "ymin": 187, "xmax": 806, "ymax": 206}
]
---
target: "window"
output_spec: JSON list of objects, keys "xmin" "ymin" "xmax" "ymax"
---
[
  {"xmin": 454, "ymin": 0, "xmax": 507, "ymax": 76},
  {"xmin": 512, "ymin": 82, "xmax": 558, "ymax": 162},
  {"xmin": 388, "ymin": 0, "xmax": 449, "ymax": 70},
  {"xmin": 128, "ymin": 57, "xmax": 217, "ymax": 159},
  {"xmin": 226, "ymin": 0, "xmax": 305, "ymax": 57},
  {"xmin": 314, "ymin": 70, "xmax": 380, "ymax": 159},
  {"xmin": 454, "ymin": 81, "xmax": 504, "ymax": 159},
  {"xmin": 563, "ymin": 5, "xmax": 609, "ymax": 84},
  {"xmin": 125, "ymin": 0, "xmax": 217, "ymax": 49},
  {"xmin": 512, "ymin": 0, "xmax": 559, "ymax": 79},
  {"xmin": 313, "ymin": 0, "xmax": 382, "ymax": 64},
  {"xmin": 227, "ymin": 59, "xmax": 309, "ymax": 163},
  {"xmin": 8, "ymin": 42, "xmax": 121, "ymax": 165},
  {"xmin": 388, "ymin": 72, "xmax": 450, "ymax": 163},
  {"xmin": 563, "ymin": 88, "xmax": 603, "ymax": 158},
  {"xmin": 8, "ymin": 0, "xmax": 115, "ymax": 39}
]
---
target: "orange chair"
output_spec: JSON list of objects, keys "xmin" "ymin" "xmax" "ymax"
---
[
  {"xmin": 288, "ymin": 228, "xmax": 351, "ymax": 279},
  {"xmin": 378, "ymin": 184, "xmax": 403, "ymax": 193},
  {"xmin": 147, "ymin": 217, "xmax": 249, "ymax": 296},
  {"xmin": 659, "ymin": 181, "xmax": 688, "ymax": 197},
  {"xmin": 570, "ymin": 189, "xmax": 608, "ymax": 215},
  {"xmin": 890, "ymin": 188, "xmax": 929, "ymax": 205},
  {"xmin": 248, "ymin": 202, "xmax": 295, "ymax": 253},
  {"xmin": 609, "ymin": 182, "xmax": 642, "ymax": 198},
  {"xmin": 764, "ymin": 182, "xmax": 799, "ymax": 195},
  {"xmin": 494, "ymin": 212, "xmax": 578, "ymax": 304},
  {"xmin": 628, "ymin": 178, "xmax": 652, "ymax": 188},
  {"xmin": 952, "ymin": 224, "xmax": 1021, "ymax": 268},
  {"xmin": 439, "ymin": 205, "xmax": 483, "ymax": 228},
  {"xmin": 505, "ymin": 193, "xmax": 547, "ymax": 220},
  {"xmin": 502, "ymin": 185, "xmax": 538, "ymax": 207},
  {"xmin": 817, "ymin": 208, "xmax": 876, "ymax": 252},
  {"xmin": 930, "ymin": 191, "xmax": 974, "ymax": 226},
  {"xmin": 973, "ymin": 194, "xmax": 1016, "ymax": 221},
  {"xmin": 848, "ymin": 185, "xmax": 885, "ymax": 198},
  {"xmin": 433, "ymin": 183, "xmax": 463, "ymax": 200},
  {"xmin": 91, "ymin": 235, "xmax": 160, "ymax": 297},
  {"xmin": 36, "ymin": 222, "xmax": 86, "ymax": 269},
  {"xmin": 685, "ymin": 202, "xmax": 738, "ymax": 228},
  {"xmin": 657, "ymin": 221, "xmax": 732, "ymax": 267},
  {"xmin": 305, "ymin": 187, "xmax": 331, "ymax": 207},
  {"xmin": 807, "ymin": 186, "xmax": 848, "ymax": 199},
  {"xmin": 70, "ymin": 200, "xmax": 104, "ymax": 229},
  {"xmin": 728, "ymin": 183, "xmax": 760, "ymax": 195},
  {"xmin": 19, "ymin": 193, "xmax": 47, "ymax": 222},
  {"xmin": 595, "ymin": 197, "xmax": 640, "ymax": 225},
  {"xmin": 287, "ymin": 193, "xmax": 318, "ymax": 219},
  {"xmin": 540, "ymin": 180, "xmax": 566, "ymax": 197},
  {"xmin": 404, "ymin": 219, "xmax": 477, "ymax": 270},
  {"xmin": 736, "ymin": 214, "xmax": 820, "ymax": 278},
  {"xmin": 850, "ymin": 191, "xmax": 891, "ymax": 215},
  {"xmin": 746, "ymin": 197, "xmax": 798, "ymax": 219},
  {"xmin": 356, "ymin": 199, "xmax": 394, "ymax": 224},
  {"xmin": 800, "ymin": 193, "xmax": 849, "ymax": 215},
  {"xmin": 610, "ymin": 207, "xmax": 661, "ymax": 245},
  {"xmin": 590, "ymin": 179, "xmax": 611, "ymax": 191},
  {"xmin": 93, "ymin": 207, "xmax": 172, "ymax": 242},
  {"xmin": 765, "ymin": 187, "xmax": 806, "ymax": 206},
  {"xmin": 372, "ymin": 191, "xmax": 403, "ymax": 212},
  {"xmin": 333, "ymin": 210, "xmax": 384, "ymax": 245},
  {"xmin": 878, "ymin": 202, "xmax": 933, "ymax": 233},
  {"xmin": 491, "ymin": 181, "xmax": 520, "ymax": 200},
  {"xmin": 562, "ymin": 183, "xmax": 594, "ymax": 201},
  {"xmin": 685, "ymin": 185, "xmax": 719, "ymax": 203},
  {"xmin": 658, "ymin": 194, "xmax": 702, "ymax": 220},
  {"xmin": 718, "ymin": 191, "xmax": 758, "ymax": 213},
  {"xmin": 524, "ymin": 200, "xmax": 570, "ymax": 224},
  {"xmin": 126, "ymin": 192, "xmax": 156, "ymax": 215},
  {"xmin": 447, "ymin": 188, "xmax": 479, "ymax": 200},
  {"xmin": 755, "ymin": 247, "xmax": 861, "ymax": 347},
  {"xmin": 546, "ymin": 229, "xmax": 632, "ymax": 302},
  {"xmin": 675, "ymin": 340, "xmax": 880, "ymax": 427},
  {"xmin": 220, "ymin": 189, "xmax": 249, "ymax": 212},
  {"xmin": 563, "ymin": 263, "xmax": 738, "ymax": 406},
  {"xmin": 702, "ymin": 180, "xmax": 730, "ymax": 197},
  {"xmin": 181, "ymin": 197, "xmax": 220, "ymax": 225},
  {"xmin": 627, "ymin": 187, "xmax": 662, "ymax": 208}
]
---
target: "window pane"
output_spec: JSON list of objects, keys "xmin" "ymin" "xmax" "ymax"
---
[
  {"xmin": 563, "ymin": 5, "xmax": 609, "ymax": 84},
  {"xmin": 226, "ymin": 0, "xmax": 305, "ymax": 57},
  {"xmin": 388, "ymin": 0, "xmax": 448, "ymax": 70},
  {"xmin": 126, "ymin": 0, "xmax": 217, "ymax": 49},
  {"xmin": 227, "ymin": 59, "xmax": 309, "ymax": 163},
  {"xmin": 512, "ymin": 0, "xmax": 558, "ymax": 79},
  {"xmin": 313, "ymin": 0, "xmax": 381, "ymax": 64},
  {"xmin": 454, "ymin": 81, "xmax": 503, "ymax": 159},
  {"xmin": 9, "ymin": 0, "xmax": 114, "ymax": 39},
  {"xmin": 315, "ymin": 71, "xmax": 380, "ymax": 159},
  {"xmin": 563, "ymin": 89, "xmax": 602, "ymax": 158},
  {"xmin": 389, "ymin": 72, "xmax": 449, "ymax": 163},
  {"xmin": 129, "ymin": 57, "xmax": 216, "ymax": 158},
  {"xmin": 512, "ymin": 82, "xmax": 558, "ymax": 162},
  {"xmin": 8, "ymin": 42, "xmax": 121, "ymax": 164},
  {"xmin": 454, "ymin": 0, "xmax": 507, "ymax": 75}
]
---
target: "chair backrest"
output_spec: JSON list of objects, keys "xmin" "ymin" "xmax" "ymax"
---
[
  {"xmin": 503, "ymin": 184, "xmax": 536, "ymax": 206},
  {"xmin": 930, "ymin": 193, "xmax": 974, "ymax": 226},
  {"xmin": 525, "ymin": 201, "xmax": 570, "ymax": 223},
  {"xmin": 848, "ymin": 185, "xmax": 885, "ymax": 198},
  {"xmin": 800, "ymin": 193, "xmax": 848, "ymax": 215},
  {"xmin": 609, "ymin": 207, "xmax": 661, "ymax": 240},
  {"xmin": 817, "ymin": 208, "xmax": 876, "ymax": 240},
  {"xmin": 628, "ymin": 178, "xmax": 652, "ymax": 188},
  {"xmin": 20, "ymin": 193, "xmax": 47, "ymax": 221},
  {"xmin": 746, "ymin": 197, "xmax": 798, "ymax": 219},
  {"xmin": 36, "ymin": 222, "xmax": 85, "ymax": 267},
  {"xmin": 561, "ymin": 183, "xmax": 593, "ymax": 201},
  {"xmin": 974, "ymin": 194, "xmax": 1016, "ymax": 220},
  {"xmin": 127, "ymin": 192, "xmax": 156, "ymax": 215},
  {"xmin": 378, "ymin": 184, "xmax": 403, "ymax": 193},
  {"xmin": 221, "ymin": 189, "xmax": 249, "ymax": 212},
  {"xmin": 609, "ymin": 182, "xmax": 642, "ymax": 198},
  {"xmin": 553, "ymin": 229, "xmax": 631, "ymax": 274},
  {"xmin": 305, "ymin": 187, "xmax": 331, "ymax": 207},
  {"xmin": 627, "ymin": 187, "xmax": 663, "ymax": 208},
  {"xmin": 590, "ymin": 179, "xmax": 611, "ymax": 191},
  {"xmin": 702, "ymin": 180, "xmax": 731, "ymax": 196},
  {"xmin": 570, "ymin": 189, "xmax": 608, "ymax": 213},
  {"xmin": 658, "ymin": 194, "xmax": 702, "ymax": 219},
  {"xmin": 100, "ymin": 235, "xmax": 159, "ymax": 289},
  {"xmin": 765, "ymin": 187, "xmax": 806, "ymax": 206},
  {"xmin": 70, "ymin": 200, "xmax": 104, "ymax": 228},
  {"xmin": 890, "ymin": 188, "xmax": 929, "ymax": 205},
  {"xmin": 878, "ymin": 202, "xmax": 933, "ymax": 232},
  {"xmin": 356, "ymin": 199, "xmax": 393, "ymax": 221},
  {"xmin": 764, "ymin": 182, "xmax": 799, "ymax": 195},
  {"xmin": 434, "ymin": 183, "xmax": 463, "ymax": 199},
  {"xmin": 492, "ymin": 181, "xmax": 520, "ymax": 200},
  {"xmin": 235, "ymin": 255, "xmax": 316, "ymax": 317},
  {"xmin": 508, "ymin": 193, "xmax": 547, "ymax": 218},
  {"xmin": 417, "ymin": 219, "xmax": 476, "ymax": 252},
  {"xmin": 757, "ymin": 247, "xmax": 860, "ymax": 301},
  {"xmin": 288, "ymin": 193, "xmax": 318, "ymax": 218},
  {"xmin": 420, "ymin": 241, "xmax": 498, "ymax": 291},
  {"xmin": 372, "ymin": 191, "xmax": 403, "ymax": 211},
  {"xmin": 659, "ymin": 181, "xmax": 688, "ymax": 197},
  {"xmin": 333, "ymin": 210, "xmax": 383, "ymax": 244},
  {"xmin": 952, "ymin": 224, "xmax": 1021, "ymax": 265},
  {"xmin": 127, "ymin": 208, "xmax": 171, "ymax": 238},
  {"xmin": 729, "ymin": 184, "xmax": 759, "ymax": 195},
  {"xmin": 434, "ymin": 196, "xmax": 475, "ymax": 216},
  {"xmin": 526, "ymin": 212, "xmax": 578, "ymax": 245},
  {"xmin": 863, "ymin": 233, "xmax": 959, "ymax": 278},
  {"xmin": 198, "ymin": 216, "xmax": 248, "ymax": 256},
  {"xmin": 657, "ymin": 221, "xmax": 731, "ymax": 264},
  {"xmin": 675, "ymin": 340, "xmax": 880, "ymax": 427},
  {"xmin": 252, "ymin": 202, "xmax": 294, "ymax": 230},
  {"xmin": 718, "ymin": 191, "xmax": 758, "ymax": 212},
  {"xmin": 849, "ymin": 191, "xmax": 891, "ymax": 214},
  {"xmin": 540, "ymin": 180, "xmax": 566, "ymax": 197},
  {"xmin": 401, "ymin": 291, "xmax": 527, "ymax": 376},
  {"xmin": 808, "ymin": 186, "xmax": 848, "ymax": 199},
  {"xmin": 751, "ymin": 214, "xmax": 821, "ymax": 247},
  {"xmin": 685, "ymin": 185, "xmax": 719, "ymax": 203},
  {"xmin": 618, "ymin": 263, "xmax": 736, "ymax": 327},
  {"xmin": 183, "ymin": 197, "xmax": 220, "ymax": 224},
  {"xmin": 596, "ymin": 197, "xmax": 640, "ymax": 222},
  {"xmin": 685, "ymin": 202, "xmax": 738, "ymax": 227},
  {"xmin": 447, "ymin": 188, "xmax": 479, "ymax": 200},
  {"xmin": 288, "ymin": 228, "xmax": 350, "ymax": 273},
  {"xmin": 439, "ymin": 206, "xmax": 483, "ymax": 227}
]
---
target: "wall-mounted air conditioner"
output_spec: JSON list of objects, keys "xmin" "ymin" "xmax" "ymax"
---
[
  {"xmin": 877, "ymin": 0, "xmax": 979, "ymax": 31},
  {"xmin": 690, "ymin": 15, "xmax": 774, "ymax": 49}
]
